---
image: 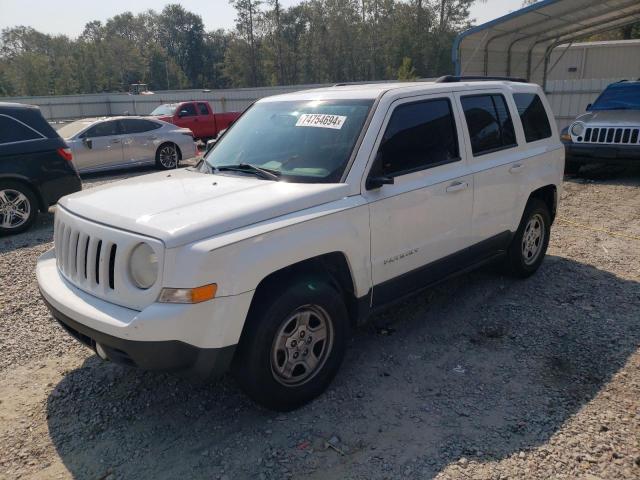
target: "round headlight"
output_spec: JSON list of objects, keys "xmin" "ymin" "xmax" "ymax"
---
[
  {"xmin": 129, "ymin": 243, "xmax": 158, "ymax": 289},
  {"xmin": 570, "ymin": 122, "xmax": 585, "ymax": 137}
]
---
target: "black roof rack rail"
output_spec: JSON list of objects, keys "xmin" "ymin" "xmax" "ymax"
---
[{"xmin": 435, "ymin": 75, "xmax": 528, "ymax": 83}]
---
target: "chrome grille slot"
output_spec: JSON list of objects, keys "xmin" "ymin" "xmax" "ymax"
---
[
  {"xmin": 77, "ymin": 233, "xmax": 89, "ymax": 280},
  {"xmin": 614, "ymin": 129, "xmax": 622, "ymax": 143},
  {"xmin": 580, "ymin": 126, "xmax": 640, "ymax": 145},
  {"xmin": 95, "ymin": 240, "xmax": 103, "ymax": 285},
  {"xmin": 53, "ymin": 207, "xmax": 164, "ymax": 311},
  {"xmin": 108, "ymin": 244, "xmax": 117, "ymax": 290},
  {"xmin": 606, "ymin": 129, "xmax": 614, "ymax": 143},
  {"xmin": 598, "ymin": 129, "xmax": 607, "ymax": 142}
]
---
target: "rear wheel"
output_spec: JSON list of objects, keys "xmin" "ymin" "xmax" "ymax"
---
[
  {"xmin": 233, "ymin": 276, "xmax": 348, "ymax": 411},
  {"xmin": 0, "ymin": 181, "xmax": 38, "ymax": 235},
  {"xmin": 155, "ymin": 143, "xmax": 181, "ymax": 170},
  {"xmin": 506, "ymin": 198, "xmax": 551, "ymax": 277}
]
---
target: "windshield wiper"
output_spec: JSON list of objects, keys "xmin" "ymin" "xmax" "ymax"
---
[{"xmin": 215, "ymin": 163, "xmax": 281, "ymax": 181}]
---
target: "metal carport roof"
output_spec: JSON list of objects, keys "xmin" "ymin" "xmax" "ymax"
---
[{"xmin": 453, "ymin": 0, "xmax": 640, "ymax": 85}]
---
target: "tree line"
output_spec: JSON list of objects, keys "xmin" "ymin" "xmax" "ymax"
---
[{"xmin": 0, "ymin": 1, "xmax": 479, "ymax": 96}]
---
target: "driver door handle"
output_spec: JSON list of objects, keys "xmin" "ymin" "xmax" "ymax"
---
[
  {"xmin": 111, "ymin": 139, "xmax": 121, "ymax": 144},
  {"xmin": 446, "ymin": 181, "xmax": 469, "ymax": 193},
  {"xmin": 509, "ymin": 163, "xmax": 524, "ymax": 173}
]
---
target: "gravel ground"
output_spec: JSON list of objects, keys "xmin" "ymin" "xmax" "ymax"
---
[{"xmin": 1, "ymin": 164, "xmax": 639, "ymax": 480}]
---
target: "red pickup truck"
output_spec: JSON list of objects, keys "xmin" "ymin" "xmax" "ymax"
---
[{"xmin": 149, "ymin": 101, "xmax": 241, "ymax": 140}]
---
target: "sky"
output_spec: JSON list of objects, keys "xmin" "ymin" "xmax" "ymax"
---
[{"xmin": 0, "ymin": 0, "xmax": 525, "ymax": 37}]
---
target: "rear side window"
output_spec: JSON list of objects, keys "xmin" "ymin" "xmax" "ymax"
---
[
  {"xmin": 461, "ymin": 94, "xmax": 517, "ymax": 156},
  {"xmin": 120, "ymin": 119, "xmax": 162, "ymax": 134},
  {"xmin": 378, "ymin": 98, "xmax": 460, "ymax": 177},
  {"xmin": 513, "ymin": 93, "xmax": 552, "ymax": 142},
  {"xmin": 0, "ymin": 115, "xmax": 44, "ymax": 144},
  {"xmin": 179, "ymin": 104, "xmax": 197, "ymax": 117},
  {"xmin": 83, "ymin": 121, "xmax": 120, "ymax": 138},
  {"xmin": 197, "ymin": 103, "xmax": 209, "ymax": 115}
]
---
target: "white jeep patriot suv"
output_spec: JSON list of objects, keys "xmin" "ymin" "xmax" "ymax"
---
[{"xmin": 37, "ymin": 77, "xmax": 564, "ymax": 411}]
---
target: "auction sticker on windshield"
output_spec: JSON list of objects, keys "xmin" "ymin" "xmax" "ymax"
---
[{"xmin": 296, "ymin": 114, "xmax": 347, "ymax": 129}]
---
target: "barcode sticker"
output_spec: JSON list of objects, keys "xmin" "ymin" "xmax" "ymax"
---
[{"xmin": 295, "ymin": 114, "xmax": 347, "ymax": 130}]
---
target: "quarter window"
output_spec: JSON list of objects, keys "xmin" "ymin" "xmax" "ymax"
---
[
  {"xmin": 377, "ymin": 98, "xmax": 460, "ymax": 177},
  {"xmin": 513, "ymin": 93, "xmax": 552, "ymax": 142},
  {"xmin": 0, "ymin": 115, "xmax": 43, "ymax": 144},
  {"xmin": 461, "ymin": 94, "xmax": 517, "ymax": 155},
  {"xmin": 197, "ymin": 103, "xmax": 209, "ymax": 115}
]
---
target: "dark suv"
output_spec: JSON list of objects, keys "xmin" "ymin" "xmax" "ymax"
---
[
  {"xmin": 1, "ymin": 102, "xmax": 81, "ymax": 235},
  {"xmin": 562, "ymin": 80, "xmax": 640, "ymax": 173}
]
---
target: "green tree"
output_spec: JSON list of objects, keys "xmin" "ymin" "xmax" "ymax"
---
[{"xmin": 397, "ymin": 57, "xmax": 417, "ymax": 80}]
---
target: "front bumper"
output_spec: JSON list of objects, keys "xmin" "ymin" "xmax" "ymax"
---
[
  {"xmin": 565, "ymin": 143, "xmax": 640, "ymax": 164},
  {"xmin": 37, "ymin": 249, "xmax": 254, "ymax": 379},
  {"xmin": 47, "ymin": 301, "xmax": 235, "ymax": 378}
]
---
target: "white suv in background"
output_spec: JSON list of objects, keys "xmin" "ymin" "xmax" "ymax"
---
[{"xmin": 37, "ymin": 77, "xmax": 564, "ymax": 411}]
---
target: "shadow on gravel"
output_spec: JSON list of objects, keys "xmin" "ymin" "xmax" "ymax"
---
[
  {"xmin": 566, "ymin": 163, "xmax": 640, "ymax": 186},
  {"xmin": 45, "ymin": 255, "xmax": 640, "ymax": 479},
  {"xmin": 0, "ymin": 210, "xmax": 54, "ymax": 254}
]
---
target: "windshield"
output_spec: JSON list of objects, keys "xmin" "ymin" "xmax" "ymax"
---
[
  {"xmin": 56, "ymin": 120, "xmax": 95, "ymax": 139},
  {"xmin": 591, "ymin": 83, "xmax": 640, "ymax": 111},
  {"xmin": 150, "ymin": 104, "xmax": 178, "ymax": 116},
  {"xmin": 204, "ymin": 99, "xmax": 373, "ymax": 183}
]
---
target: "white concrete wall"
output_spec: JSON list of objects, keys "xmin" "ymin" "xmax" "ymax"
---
[{"xmin": 0, "ymin": 84, "xmax": 331, "ymax": 122}]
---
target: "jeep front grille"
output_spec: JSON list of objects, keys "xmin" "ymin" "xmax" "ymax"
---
[
  {"xmin": 54, "ymin": 207, "xmax": 164, "ymax": 311},
  {"xmin": 55, "ymin": 223, "xmax": 118, "ymax": 292},
  {"xmin": 577, "ymin": 127, "xmax": 640, "ymax": 145}
]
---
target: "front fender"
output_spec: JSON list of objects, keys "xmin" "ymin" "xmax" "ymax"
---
[{"xmin": 162, "ymin": 197, "xmax": 372, "ymax": 299}]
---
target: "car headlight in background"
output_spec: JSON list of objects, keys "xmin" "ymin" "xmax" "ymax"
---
[
  {"xmin": 129, "ymin": 242, "xmax": 158, "ymax": 289},
  {"xmin": 570, "ymin": 122, "xmax": 585, "ymax": 137}
]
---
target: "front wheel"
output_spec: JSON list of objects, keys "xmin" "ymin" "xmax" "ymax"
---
[
  {"xmin": 0, "ymin": 181, "xmax": 38, "ymax": 235},
  {"xmin": 155, "ymin": 143, "xmax": 181, "ymax": 170},
  {"xmin": 506, "ymin": 198, "xmax": 551, "ymax": 277},
  {"xmin": 233, "ymin": 277, "xmax": 348, "ymax": 411}
]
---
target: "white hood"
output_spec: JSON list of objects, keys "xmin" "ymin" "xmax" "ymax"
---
[{"xmin": 60, "ymin": 169, "xmax": 350, "ymax": 248}]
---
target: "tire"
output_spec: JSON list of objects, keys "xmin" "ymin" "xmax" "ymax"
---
[
  {"xmin": 564, "ymin": 160, "xmax": 581, "ymax": 175},
  {"xmin": 233, "ymin": 276, "xmax": 349, "ymax": 411},
  {"xmin": 505, "ymin": 198, "xmax": 551, "ymax": 278},
  {"xmin": 155, "ymin": 143, "xmax": 181, "ymax": 170},
  {"xmin": 0, "ymin": 181, "xmax": 38, "ymax": 236}
]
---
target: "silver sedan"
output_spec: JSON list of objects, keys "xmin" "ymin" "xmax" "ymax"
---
[{"xmin": 57, "ymin": 117, "xmax": 198, "ymax": 174}]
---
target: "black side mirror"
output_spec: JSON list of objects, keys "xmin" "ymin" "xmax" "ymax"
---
[
  {"xmin": 366, "ymin": 150, "xmax": 394, "ymax": 190},
  {"xmin": 366, "ymin": 175, "xmax": 394, "ymax": 190},
  {"xmin": 83, "ymin": 137, "xmax": 93, "ymax": 149},
  {"xmin": 586, "ymin": 103, "xmax": 592, "ymax": 111}
]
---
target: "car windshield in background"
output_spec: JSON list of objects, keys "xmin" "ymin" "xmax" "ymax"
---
[
  {"xmin": 150, "ymin": 104, "xmax": 177, "ymax": 116},
  {"xmin": 56, "ymin": 120, "xmax": 95, "ymax": 139},
  {"xmin": 204, "ymin": 99, "xmax": 373, "ymax": 183},
  {"xmin": 591, "ymin": 83, "xmax": 640, "ymax": 111}
]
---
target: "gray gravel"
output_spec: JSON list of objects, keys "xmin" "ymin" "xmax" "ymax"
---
[{"xmin": 1, "ymin": 164, "xmax": 639, "ymax": 480}]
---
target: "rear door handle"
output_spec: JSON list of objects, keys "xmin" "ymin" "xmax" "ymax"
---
[
  {"xmin": 111, "ymin": 139, "xmax": 121, "ymax": 144},
  {"xmin": 446, "ymin": 181, "xmax": 469, "ymax": 193},
  {"xmin": 509, "ymin": 163, "xmax": 524, "ymax": 173}
]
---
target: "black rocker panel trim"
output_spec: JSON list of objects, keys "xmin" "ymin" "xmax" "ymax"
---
[{"xmin": 371, "ymin": 231, "xmax": 512, "ymax": 308}]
